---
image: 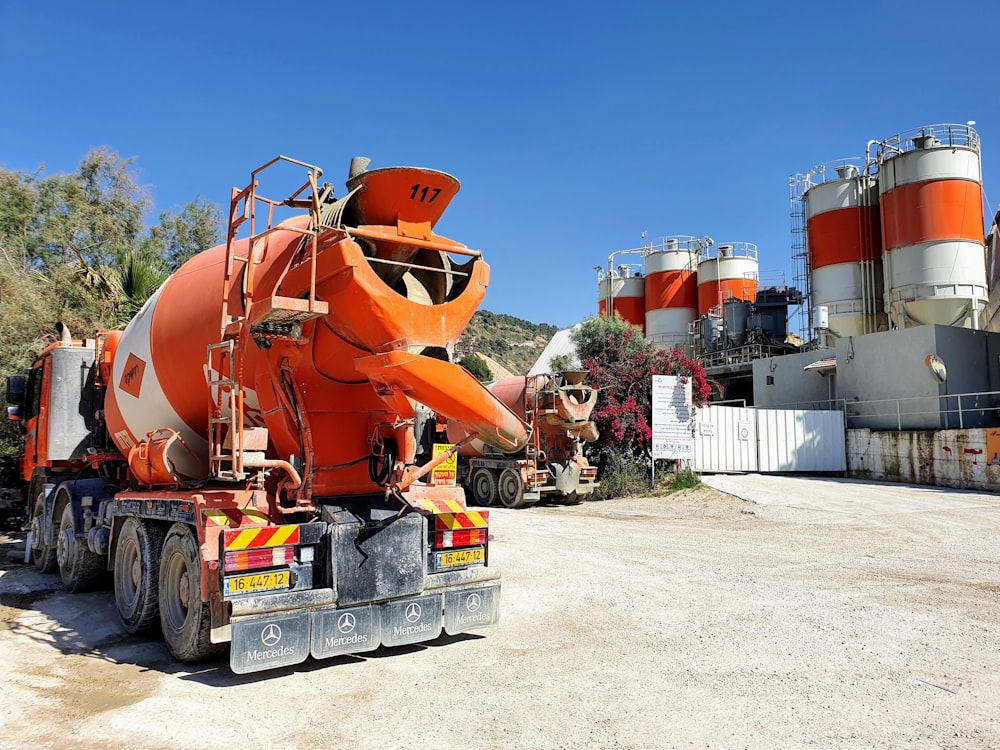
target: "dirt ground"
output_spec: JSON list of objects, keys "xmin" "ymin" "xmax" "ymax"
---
[{"xmin": 1, "ymin": 479, "xmax": 998, "ymax": 749}]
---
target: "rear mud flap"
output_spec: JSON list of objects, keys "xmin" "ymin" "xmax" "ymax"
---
[
  {"xmin": 380, "ymin": 593, "xmax": 443, "ymax": 647},
  {"xmin": 444, "ymin": 583, "xmax": 500, "ymax": 635},
  {"xmin": 230, "ymin": 613, "xmax": 310, "ymax": 674},
  {"xmin": 228, "ymin": 585, "xmax": 498, "ymax": 673},
  {"xmin": 311, "ymin": 604, "xmax": 380, "ymax": 659}
]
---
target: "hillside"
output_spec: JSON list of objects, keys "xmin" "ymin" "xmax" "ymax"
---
[{"xmin": 461, "ymin": 310, "xmax": 559, "ymax": 376}]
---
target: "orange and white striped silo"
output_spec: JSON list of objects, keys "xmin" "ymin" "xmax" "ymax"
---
[
  {"xmin": 696, "ymin": 242, "xmax": 759, "ymax": 316},
  {"xmin": 804, "ymin": 161, "xmax": 887, "ymax": 339},
  {"xmin": 876, "ymin": 124, "xmax": 987, "ymax": 328},
  {"xmin": 643, "ymin": 236, "xmax": 703, "ymax": 351},
  {"xmin": 598, "ymin": 266, "xmax": 646, "ymax": 331}
]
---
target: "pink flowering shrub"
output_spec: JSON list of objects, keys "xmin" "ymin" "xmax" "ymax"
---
[{"xmin": 571, "ymin": 316, "xmax": 713, "ymax": 461}]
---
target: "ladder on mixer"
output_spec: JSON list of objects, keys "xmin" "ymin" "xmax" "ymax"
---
[
  {"xmin": 207, "ymin": 339, "xmax": 245, "ymax": 480},
  {"xmin": 524, "ymin": 375, "xmax": 540, "ymax": 462},
  {"xmin": 206, "ymin": 156, "xmax": 331, "ymax": 482}
]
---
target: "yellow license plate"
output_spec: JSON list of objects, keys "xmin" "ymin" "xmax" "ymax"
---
[
  {"xmin": 435, "ymin": 547, "xmax": 485, "ymax": 569},
  {"xmin": 224, "ymin": 570, "xmax": 290, "ymax": 596}
]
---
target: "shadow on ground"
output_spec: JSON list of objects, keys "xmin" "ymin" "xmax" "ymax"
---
[{"xmin": 1, "ymin": 532, "xmax": 483, "ymax": 686}]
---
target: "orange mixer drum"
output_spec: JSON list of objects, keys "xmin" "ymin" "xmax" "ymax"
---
[
  {"xmin": 103, "ymin": 162, "xmax": 529, "ymax": 495},
  {"xmin": 448, "ymin": 374, "xmax": 598, "ymax": 458}
]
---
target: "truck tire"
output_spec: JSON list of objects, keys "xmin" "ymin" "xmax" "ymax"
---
[
  {"xmin": 30, "ymin": 492, "xmax": 57, "ymax": 574},
  {"xmin": 159, "ymin": 523, "xmax": 223, "ymax": 663},
  {"xmin": 57, "ymin": 502, "xmax": 105, "ymax": 593},
  {"xmin": 114, "ymin": 517, "xmax": 164, "ymax": 634},
  {"xmin": 498, "ymin": 468, "xmax": 525, "ymax": 508},
  {"xmin": 471, "ymin": 469, "xmax": 499, "ymax": 507}
]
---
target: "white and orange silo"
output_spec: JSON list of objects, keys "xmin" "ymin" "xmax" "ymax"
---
[
  {"xmin": 597, "ymin": 266, "xmax": 646, "ymax": 331},
  {"xmin": 643, "ymin": 236, "xmax": 704, "ymax": 352},
  {"xmin": 803, "ymin": 161, "xmax": 887, "ymax": 339},
  {"xmin": 876, "ymin": 123, "xmax": 987, "ymax": 328},
  {"xmin": 696, "ymin": 242, "xmax": 759, "ymax": 316}
]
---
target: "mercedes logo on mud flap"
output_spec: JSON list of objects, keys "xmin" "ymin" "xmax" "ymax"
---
[
  {"xmin": 337, "ymin": 613, "xmax": 357, "ymax": 634},
  {"xmin": 404, "ymin": 603, "xmax": 422, "ymax": 623},
  {"xmin": 465, "ymin": 593, "xmax": 482, "ymax": 613},
  {"xmin": 261, "ymin": 623, "xmax": 282, "ymax": 647}
]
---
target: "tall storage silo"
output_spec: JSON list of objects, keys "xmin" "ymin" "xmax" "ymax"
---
[
  {"xmin": 804, "ymin": 162, "xmax": 887, "ymax": 339},
  {"xmin": 877, "ymin": 124, "xmax": 987, "ymax": 328},
  {"xmin": 644, "ymin": 236, "xmax": 703, "ymax": 351},
  {"xmin": 697, "ymin": 242, "xmax": 759, "ymax": 315},
  {"xmin": 597, "ymin": 267, "xmax": 646, "ymax": 331}
]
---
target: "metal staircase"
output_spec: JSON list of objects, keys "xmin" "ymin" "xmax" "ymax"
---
[
  {"xmin": 207, "ymin": 339, "xmax": 244, "ymax": 480},
  {"xmin": 206, "ymin": 156, "xmax": 331, "ymax": 482}
]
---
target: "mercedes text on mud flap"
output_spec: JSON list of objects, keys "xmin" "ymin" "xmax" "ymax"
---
[{"xmin": 6, "ymin": 156, "xmax": 528, "ymax": 673}]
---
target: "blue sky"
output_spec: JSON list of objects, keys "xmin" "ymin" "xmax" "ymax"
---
[{"xmin": 3, "ymin": 1, "xmax": 997, "ymax": 330}]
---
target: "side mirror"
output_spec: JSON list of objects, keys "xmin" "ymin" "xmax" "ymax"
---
[
  {"xmin": 6, "ymin": 374, "xmax": 26, "ymax": 407},
  {"xmin": 7, "ymin": 405, "xmax": 22, "ymax": 422}
]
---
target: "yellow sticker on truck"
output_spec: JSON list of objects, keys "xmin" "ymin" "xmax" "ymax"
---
[
  {"xmin": 435, "ymin": 547, "xmax": 485, "ymax": 569},
  {"xmin": 224, "ymin": 570, "xmax": 291, "ymax": 596}
]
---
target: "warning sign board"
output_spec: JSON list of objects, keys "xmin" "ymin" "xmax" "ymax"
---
[
  {"xmin": 738, "ymin": 421, "xmax": 751, "ymax": 441},
  {"xmin": 651, "ymin": 375, "xmax": 694, "ymax": 460},
  {"xmin": 431, "ymin": 443, "xmax": 458, "ymax": 485}
]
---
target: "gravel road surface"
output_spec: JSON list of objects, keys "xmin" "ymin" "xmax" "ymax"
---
[{"xmin": 1, "ymin": 475, "xmax": 998, "ymax": 749}]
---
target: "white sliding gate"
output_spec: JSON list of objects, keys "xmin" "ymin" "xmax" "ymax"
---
[{"xmin": 693, "ymin": 406, "xmax": 846, "ymax": 473}]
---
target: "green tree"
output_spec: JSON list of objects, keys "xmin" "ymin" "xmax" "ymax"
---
[
  {"xmin": 147, "ymin": 198, "xmax": 222, "ymax": 270},
  {"xmin": 22, "ymin": 148, "xmax": 150, "ymax": 268},
  {"xmin": 109, "ymin": 249, "xmax": 170, "ymax": 324},
  {"xmin": 549, "ymin": 353, "xmax": 573, "ymax": 372},
  {"xmin": 0, "ymin": 261, "xmax": 58, "ymax": 369},
  {"xmin": 0, "ymin": 148, "xmax": 222, "ymax": 457},
  {"xmin": 0, "ymin": 148, "xmax": 221, "ymax": 360},
  {"xmin": 1, "ymin": 147, "xmax": 221, "ymax": 271},
  {"xmin": 459, "ymin": 354, "xmax": 493, "ymax": 382},
  {"xmin": 65, "ymin": 248, "xmax": 170, "ymax": 326}
]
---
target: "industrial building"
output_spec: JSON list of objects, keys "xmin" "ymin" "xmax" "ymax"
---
[{"xmin": 594, "ymin": 122, "xmax": 1000, "ymax": 491}]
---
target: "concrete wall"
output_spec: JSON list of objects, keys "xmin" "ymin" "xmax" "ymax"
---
[
  {"xmin": 935, "ymin": 327, "xmax": 991, "ymax": 395},
  {"xmin": 752, "ymin": 349, "xmax": 836, "ymax": 408},
  {"xmin": 847, "ymin": 427, "xmax": 1000, "ymax": 492},
  {"xmin": 835, "ymin": 327, "xmax": 944, "ymax": 429},
  {"xmin": 752, "ymin": 326, "xmax": 1000, "ymax": 424},
  {"xmin": 837, "ymin": 326, "xmax": 998, "ymax": 429}
]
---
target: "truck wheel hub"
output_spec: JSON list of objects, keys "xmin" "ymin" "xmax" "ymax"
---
[
  {"xmin": 178, "ymin": 572, "xmax": 190, "ymax": 608},
  {"xmin": 58, "ymin": 528, "xmax": 75, "ymax": 567}
]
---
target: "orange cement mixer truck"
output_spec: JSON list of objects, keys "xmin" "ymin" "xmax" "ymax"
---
[
  {"xmin": 417, "ymin": 372, "xmax": 600, "ymax": 508},
  {"xmin": 6, "ymin": 155, "xmax": 529, "ymax": 674}
]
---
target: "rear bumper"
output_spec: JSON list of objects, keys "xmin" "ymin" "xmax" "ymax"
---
[{"xmin": 227, "ymin": 579, "xmax": 501, "ymax": 674}]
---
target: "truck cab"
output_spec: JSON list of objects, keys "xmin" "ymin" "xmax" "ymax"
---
[{"xmin": 7, "ymin": 333, "xmax": 109, "ymax": 589}]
